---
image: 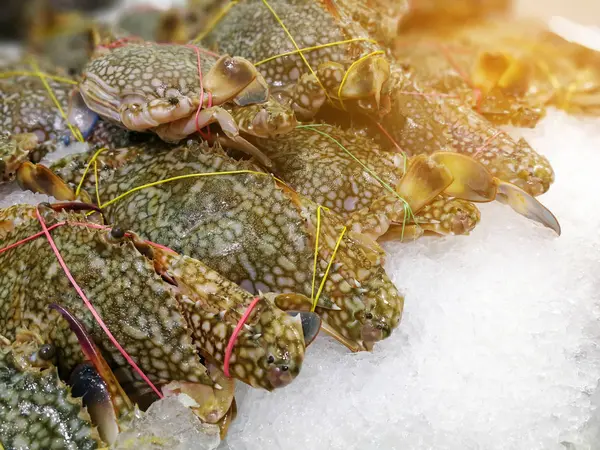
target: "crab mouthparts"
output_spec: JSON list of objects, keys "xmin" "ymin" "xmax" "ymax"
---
[{"xmin": 267, "ymin": 365, "xmax": 295, "ymax": 389}]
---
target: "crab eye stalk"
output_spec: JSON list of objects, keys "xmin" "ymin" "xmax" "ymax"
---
[{"xmin": 38, "ymin": 344, "xmax": 56, "ymax": 361}]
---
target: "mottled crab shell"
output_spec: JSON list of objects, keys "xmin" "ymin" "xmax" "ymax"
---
[
  {"xmin": 80, "ymin": 42, "xmax": 264, "ymax": 132},
  {"xmin": 200, "ymin": 0, "xmax": 391, "ymax": 117},
  {"xmin": 0, "ymin": 204, "xmax": 306, "ymax": 391},
  {"xmin": 0, "ymin": 342, "xmax": 103, "ymax": 450},
  {"xmin": 253, "ymin": 124, "xmax": 481, "ymax": 239},
  {"xmin": 380, "ymin": 64, "xmax": 555, "ymax": 197},
  {"xmin": 47, "ymin": 142, "xmax": 404, "ymax": 351},
  {"xmin": 0, "ymin": 62, "xmax": 84, "ymax": 149}
]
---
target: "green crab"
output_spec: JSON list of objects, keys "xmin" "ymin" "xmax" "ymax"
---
[
  {"xmin": 375, "ymin": 62, "xmax": 556, "ymax": 197},
  {"xmin": 0, "ymin": 336, "xmax": 105, "ymax": 449},
  {"xmin": 0, "ymin": 203, "xmax": 313, "ymax": 394},
  {"xmin": 0, "ymin": 60, "xmax": 95, "ymax": 158},
  {"xmin": 198, "ymin": 0, "xmax": 392, "ymax": 120},
  {"xmin": 253, "ymin": 123, "xmax": 561, "ymax": 237},
  {"xmin": 193, "ymin": 0, "xmax": 557, "ymax": 198},
  {"xmin": 23, "ymin": 143, "xmax": 404, "ymax": 352},
  {"xmin": 77, "ymin": 40, "xmax": 298, "ymax": 166}
]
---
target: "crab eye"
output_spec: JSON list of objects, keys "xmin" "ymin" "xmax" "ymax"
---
[
  {"xmin": 110, "ymin": 227, "xmax": 125, "ymax": 239},
  {"xmin": 365, "ymin": 312, "xmax": 373, "ymax": 319},
  {"xmin": 39, "ymin": 344, "xmax": 56, "ymax": 360},
  {"xmin": 267, "ymin": 355, "xmax": 275, "ymax": 364}
]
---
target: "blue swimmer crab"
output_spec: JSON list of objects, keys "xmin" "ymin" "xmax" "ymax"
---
[
  {"xmin": 75, "ymin": 39, "xmax": 298, "ymax": 166},
  {"xmin": 198, "ymin": 0, "xmax": 392, "ymax": 120},
  {"xmin": 23, "ymin": 143, "xmax": 404, "ymax": 352},
  {"xmin": 253, "ymin": 123, "xmax": 561, "ymax": 237},
  {"xmin": 192, "ymin": 0, "xmax": 557, "ymax": 198},
  {"xmin": 0, "ymin": 203, "xmax": 314, "ymax": 398}
]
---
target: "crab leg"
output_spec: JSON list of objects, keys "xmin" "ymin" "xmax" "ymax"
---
[
  {"xmin": 430, "ymin": 152, "xmax": 561, "ymax": 234},
  {"xmin": 154, "ymin": 106, "xmax": 272, "ymax": 167}
]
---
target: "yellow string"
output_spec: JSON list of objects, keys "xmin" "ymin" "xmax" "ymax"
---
[
  {"xmin": 93, "ymin": 160, "xmax": 102, "ymax": 206},
  {"xmin": 0, "ymin": 71, "xmax": 77, "ymax": 85},
  {"xmin": 312, "ymin": 224, "xmax": 347, "ymax": 311},
  {"xmin": 337, "ymin": 50, "xmax": 385, "ymax": 109},
  {"xmin": 28, "ymin": 59, "xmax": 85, "ymax": 143},
  {"xmin": 259, "ymin": 0, "xmax": 332, "ymax": 104},
  {"xmin": 98, "ymin": 170, "xmax": 270, "ymax": 210},
  {"xmin": 254, "ymin": 38, "xmax": 377, "ymax": 66},
  {"xmin": 297, "ymin": 125, "xmax": 415, "ymax": 234},
  {"xmin": 310, "ymin": 205, "xmax": 322, "ymax": 306},
  {"xmin": 192, "ymin": 0, "xmax": 239, "ymax": 43},
  {"xmin": 75, "ymin": 147, "xmax": 108, "ymax": 197}
]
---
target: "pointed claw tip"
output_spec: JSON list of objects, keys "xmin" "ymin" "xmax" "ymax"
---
[{"xmin": 287, "ymin": 311, "xmax": 321, "ymax": 346}]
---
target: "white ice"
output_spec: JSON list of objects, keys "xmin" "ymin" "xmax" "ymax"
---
[
  {"xmin": 221, "ymin": 110, "xmax": 600, "ymax": 450},
  {"xmin": 114, "ymin": 396, "xmax": 221, "ymax": 450},
  {"xmin": 3, "ymin": 2, "xmax": 600, "ymax": 448}
]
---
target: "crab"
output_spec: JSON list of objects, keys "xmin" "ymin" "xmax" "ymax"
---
[
  {"xmin": 0, "ymin": 336, "xmax": 105, "ymax": 449},
  {"xmin": 0, "ymin": 308, "xmax": 233, "ymax": 448},
  {"xmin": 193, "ymin": 0, "xmax": 556, "ymax": 198},
  {"xmin": 430, "ymin": 19, "xmax": 600, "ymax": 120},
  {"xmin": 0, "ymin": 203, "xmax": 316, "ymax": 399},
  {"xmin": 21, "ymin": 142, "xmax": 404, "ymax": 352},
  {"xmin": 0, "ymin": 60, "xmax": 96, "ymax": 161},
  {"xmin": 252, "ymin": 123, "xmax": 561, "ymax": 238},
  {"xmin": 75, "ymin": 40, "xmax": 299, "ymax": 166},
  {"xmin": 197, "ymin": 0, "xmax": 392, "ymax": 120},
  {"xmin": 373, "ymin": 62, "xmax": 557, "ymax": 197},
  {"xmin": 391, "ymin": 34, "xmax": 547, "ymax": 128}
]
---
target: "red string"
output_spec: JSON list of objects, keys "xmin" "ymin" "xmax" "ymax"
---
[
  {"xmin": 35, "ymin": 208, "xmax": 164, "ymax": 399},
  {"xmin": 374, "ymin": 121, "xmax": 407, "ymax": 154},
  {"xmin": 98, "ymin": 37, "xmax": 140, "ymax": 50},
  {"xmin": 0, "ymin": 211, "xmax": 170, "ymax": 398},
  {"xmin": 185, "ymin": 45, "xmax": 215, "ymax": 141},
  {"xmin": 473, "ymin": 130, "xmax": 502, "ymax": 158},
  {"xmin": 223, "ymin": 296, "xmax": 261, "ymax": 378}
]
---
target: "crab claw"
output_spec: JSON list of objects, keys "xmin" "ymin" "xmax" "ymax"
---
[
  {"xmin": 331, "ymin": 54, "xmax": 390, "ymax": 107},
  {"xmin": 17, "ymin": 161, "xmax": 76, "ymax": 201},
  {"xmin": 494, "ymin": 179, "xmax": 561, "ymax": 235},
  {"xmin": 396, "ymin": 154, "xmax": 454, "ymax": 212},
  {"xmin": 287, "ymin": 311, "xmax": 322, "ymax": 346},
  {"xmin": 162, "ymin": 363, "xmax": 235, "ymax": 426},
  {"xmin": 431, "ymin": 152, "xmax": 498, "ymax": 202},
  {"xmin": 229, "ymin": 98, "xmax": 297, "ymax": 139},
  {"xmin": 204, "ymin": 55, "xmax": 259, "ymax": 104},
  {"xmin": 155, "ymin": 106, "xmax": 272, "ymax": 167},
  {"xmin": 50, "ymin": 303, "xmax": 133, "ymax": 445}
]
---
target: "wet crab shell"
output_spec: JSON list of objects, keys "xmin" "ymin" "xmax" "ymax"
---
[
  {"xmin": 38, "ymin": 142, "xmax": 404, "ymax": 352},
  {"xmin": 0, "ymin": 204, "xmax": 307, "ymax": 391}
]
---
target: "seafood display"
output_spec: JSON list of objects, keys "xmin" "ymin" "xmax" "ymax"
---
[
  {"xmin": 23, "ymin": 142, "xmax": 403, "ymax": 352},
  {"xmin": 1, "ymin": 0, "xmax": 593, "ymax": 445}
]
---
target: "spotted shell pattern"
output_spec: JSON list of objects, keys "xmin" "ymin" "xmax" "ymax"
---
[
  {"xmin": 0, "ymin": 343, "xmax": 101, "ymax": 450},
  {"xmin": 50, "ymin": 143, "xmax": 404, "ymax": 350}
]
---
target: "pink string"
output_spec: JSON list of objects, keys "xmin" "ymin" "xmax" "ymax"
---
[
  {"xmin": 438, "ymin": 44, "xmax": 483, "ymax": 113},
  {"xmin": 6, "ymin": 208, "xmax": 164, "ymax": 398},
  {"xmin": 223, "ymin": 296, "xmax": 261, "ymax": 378},
  {"xmin": 98, "ymin": 37, "xmax": 140, "ymax": 50},
  {"xmin": 374, "ymin": 121, "xmax": 407, "ymax": 154},
  {"xmin": 185, "ymin": 45, "xmax": 214, "ymax": 140},
  {"xmin": 0, "ymin": 222, "xmax": 65, "ymax": 255},
  {"xmin": 473, "ymin": 130, "xmax": 502, "ymax": 158}
]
